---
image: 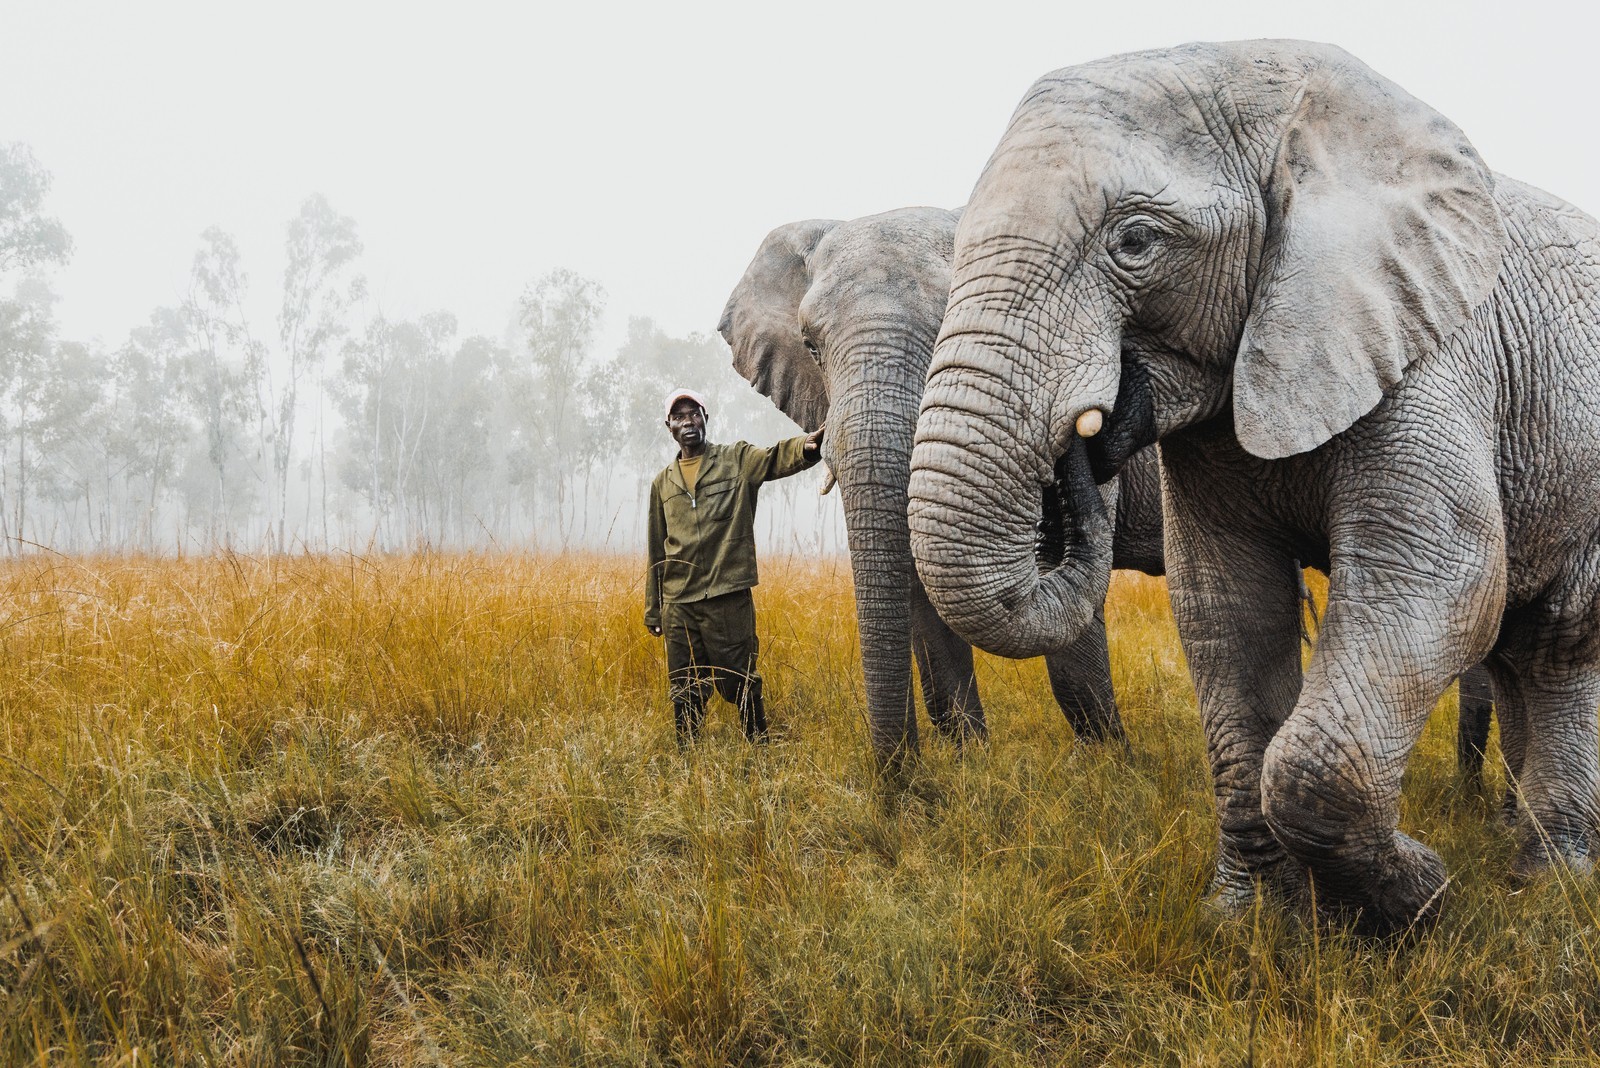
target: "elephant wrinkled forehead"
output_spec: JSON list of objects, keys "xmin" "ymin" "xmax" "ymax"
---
[
  {"xmin": 994, "ymin": 49, "xmax": 1252, "ymax": 194},
  {"xmin": 802, "ymin": 209, "xmax": 958, "ymax": 330},
  {"xmin": 968, "ymin": 111, "xmax": 1230, "ymax": 252},
  {"xmin": 953, "ymin": 56, "xmax": 1256, "ymax": 259},
  {"xmin": 816, "ymin": 211, "xmax": 955, "ymax": 280},
  {"xmin": 1021, "ymin": 58, "xmax": 1230, "ymax": 140}
]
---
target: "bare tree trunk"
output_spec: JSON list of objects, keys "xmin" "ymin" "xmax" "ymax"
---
[
  {"xmin": 318, "ymin": 372, "xmax": 329, "ymax": 549},
  {"xmin": 15, "ymin": 413, "xmax": 27, "ymax": 550},
  {"xmin": 0, "ymin": 453, "xmax": 12, "ymax": 557},
  {"xmin": 371, "ymin": 374, "xmax": 383, "ymax": 548}
]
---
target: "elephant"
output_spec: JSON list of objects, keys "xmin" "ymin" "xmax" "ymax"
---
[
  {"xmin": 719, "ymin": 207, "xmax": 1165, "ymax": 760},
  {"xmin": 907, "ymin": 40, "xmax": 1599, "ymax": 933}
]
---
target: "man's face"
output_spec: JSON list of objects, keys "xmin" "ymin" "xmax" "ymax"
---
[{"xmin": 666, "ymin": 399, "xmax": 706, "ymax": 450}]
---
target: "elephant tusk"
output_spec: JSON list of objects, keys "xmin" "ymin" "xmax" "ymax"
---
[
  {"xmin": 820, "ymin": 465, "xmax": 838, "ymax": 495},
  {"xmin": 1076, "ymin": 409, "xmax": 1104, "ymax": 438}
]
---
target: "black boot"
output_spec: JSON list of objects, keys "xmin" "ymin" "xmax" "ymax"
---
[
  {"xmin": 739, "ymin": 678, "xmax": 768, "ymax": 744},
  {"xmin": 674, "ymin": 694, "xmax": 705, "ymax": 748}
]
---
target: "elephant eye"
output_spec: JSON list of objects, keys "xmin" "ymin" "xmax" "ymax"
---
[
  {"xmin": 1107, "ymin": 217, "xmax": 1171, "ymax": 268},
  {"xmin": 803, "ymin": 337, "xmax": 822, "ymax": 364},
  {"xmin": 1117, "ymin": 225, "xmax": 1155, "ymax": 254}
]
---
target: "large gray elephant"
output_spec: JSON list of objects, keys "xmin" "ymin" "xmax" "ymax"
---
[
  {"xmin": 719, "ymin": 207, "xmax": 1165, "ymax": 759},
  {"xmin": 908, "ymin": 40, "xmax": 1598, "ymax": 932}
]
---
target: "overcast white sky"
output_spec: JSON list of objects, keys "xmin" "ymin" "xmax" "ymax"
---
[{"xmin": 5, "ymin": 0, "xmax": 1599, "ymax": 355}]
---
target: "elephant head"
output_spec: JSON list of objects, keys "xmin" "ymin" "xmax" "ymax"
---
[
  {"xmin": 721, "ymin": 207, "xmax": 1118, "ymax": 759},
  {"xmin": 909, "ymin": 40, "xmax": 1504, "ymax": 657}
]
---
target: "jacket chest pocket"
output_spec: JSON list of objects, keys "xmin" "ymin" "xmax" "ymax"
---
[{"xmin": 695, "ymin": 478, "xmax": 738, "ymax": 521}]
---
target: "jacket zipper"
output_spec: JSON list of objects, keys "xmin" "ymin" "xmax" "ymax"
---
[{"xmin": 678, "ymin": 459, "xmax": 698, "ymax": 508}]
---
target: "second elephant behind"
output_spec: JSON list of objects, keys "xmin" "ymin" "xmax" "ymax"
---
[{"xmin": 720, "ymin": 207, "xmax": 1164, "ymax": 759}]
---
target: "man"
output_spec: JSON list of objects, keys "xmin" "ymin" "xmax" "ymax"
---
[{"xmin": 645, "ymin": 388, "xmax": 824, "ymax": 744}]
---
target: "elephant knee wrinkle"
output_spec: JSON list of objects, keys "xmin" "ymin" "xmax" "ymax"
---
[{"xmin": 1260, "ymin": 742, "xmax": 1381, "ymax": 861}]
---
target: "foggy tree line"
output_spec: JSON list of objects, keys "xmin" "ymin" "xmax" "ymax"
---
[{"xmin": 0, "ymin": 142, "xmax": 814, "ymax": 555}]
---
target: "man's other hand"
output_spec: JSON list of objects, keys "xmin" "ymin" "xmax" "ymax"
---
[
  {"xmin": 804, "ymin": 424, "xmax": 826, "ymax": 457},
  {"xmin": 647, "ymin": 623, "xmax": 663, "ymax": 637}
]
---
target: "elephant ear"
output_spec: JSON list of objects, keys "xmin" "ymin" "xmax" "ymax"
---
[
  {"xmin": 1232, "ymin": 48, "xmax": 1506, "ymax": 460},
  {"xmin": 718, "ymin": 219, "xmax": 837, "ymax": 431}
]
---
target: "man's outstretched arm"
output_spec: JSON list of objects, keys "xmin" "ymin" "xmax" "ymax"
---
[
  {"xmin": 745, "ymin": 425, "xmax": 826, "ymax": 483},
  {"xmin": 644, "ymin": 481, "xmax": 666, "ymax": 635}
]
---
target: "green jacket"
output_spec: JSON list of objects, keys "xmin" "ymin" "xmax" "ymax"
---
[{"xmin": 645, "ymin": 437, "xmax": 819, "ymax": 628}]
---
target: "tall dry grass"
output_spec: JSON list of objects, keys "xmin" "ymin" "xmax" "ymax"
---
[{"xmin": 0, "ymin": 552, "xmax": 1594, "ymax": 1065}]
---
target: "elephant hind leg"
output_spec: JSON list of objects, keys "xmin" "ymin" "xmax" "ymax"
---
[
  {"xmin": 1159, "ymin": 459, "xmax": 1309, "ymax": 913},
  {"xmin": 1455, "ymin": 663, "xmax": 1496, "ymax": 786},
  {"xmin": 1043, "ymin": 608, "xmax": 1127, "ymax": 744},
  {"xmin": 910, "ymin": 582, "xmax": 987, "ymax": 743},
  {"xmin": 1480, "ymin": 658, "xmax": 1529, "ymax": 826},
  {"xmin": 1507, "ymin": 674, "xmax": 1599, "ymax": 876},
  {"xmin": 1486, "ymin": 604, "xmax": 1600, "ymax": 876}
]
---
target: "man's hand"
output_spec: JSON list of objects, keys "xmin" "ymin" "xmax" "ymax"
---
[
  {"xmin": 804, "ymin": 424, "xmax": 826, "ymax": 457},
  {"xmin": 647, "ymin": 623, "xmax": 663, "ymax": 637}
]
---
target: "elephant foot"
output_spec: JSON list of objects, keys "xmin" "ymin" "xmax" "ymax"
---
[
  {"xmin": 1204, "ymin": 850, "xmax": 1307, "ymax": 917},
  {"xmin": 1452, "ymin": 758, "xmax": 1487, "ymax": 794},
  {"xmin": 1202, "ymin": 867, "xmax": 1261, "ymax": 917},
  {"xmin": 1511, "ymin": 823, "xmax": 1594, "ymax": 881},
  {"xmin": 1498, "ymin": 791, "xmax": 1521, "ymax": 830},
  {"xmin": 1067, "ymin": 713, "xmax": 1128, "ymax": 748},
  {"xmin": 869, "ymin": 736, "xmax": 920, "ymax": 786},
  {"xmin": 930, "ymin": 710, "xmax": 987, "ymax": 747},
  {"xmin": 1306, "ymin": 833, "xmax": 1449, "ymax": 937}
]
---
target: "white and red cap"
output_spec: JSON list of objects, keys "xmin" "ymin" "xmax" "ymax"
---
[{"xmin": 663, "ymin": 387, "xmax": 709, "ymax": 420}]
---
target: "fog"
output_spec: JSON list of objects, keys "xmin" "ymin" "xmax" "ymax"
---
[{"xmin": 2, "ymin": 0, "xmax": 1597, "ymax": 554}]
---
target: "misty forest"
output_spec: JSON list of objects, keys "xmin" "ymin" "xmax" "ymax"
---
[{"xmin": 0, "ymin": 141, "xmax": 825, "ymax": 557}]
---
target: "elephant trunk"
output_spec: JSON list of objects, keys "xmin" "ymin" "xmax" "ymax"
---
[
  {"xmin": 822, "ymin": 361, "xmax": 922, "ymax": 759},
  {"xmin": 909, "ymin": 334, "xmax": 1115, "ymax": 659}
]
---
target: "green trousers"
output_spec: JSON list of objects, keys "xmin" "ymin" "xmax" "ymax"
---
[{"xmin": 662, "ymin": 589, "xmax": 767, "ymax": 743}]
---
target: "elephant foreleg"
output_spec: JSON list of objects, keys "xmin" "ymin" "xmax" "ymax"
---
[
  {"xmin": 1043, "ymin": 606, "xmax": 1127, "ymax": 743},
  {"xmin": 910, "ymin": 580, "xmax": 987, "ymax": 743},
  {"xmin": 1259, "ymin": 500, "xmax": 1505, "ymax": 933}
]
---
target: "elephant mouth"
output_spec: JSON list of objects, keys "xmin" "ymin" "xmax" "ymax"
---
[
  {"xmin": 1036, "ymin": 351, "xmax": 1156, "ymax": 576},
  {"xmin": 1034, "ymin": 438, "xmax": 1101, "ymax": 576},
  {"xmin": 1083, "ymin": 351, "xmax": 1158, "ymax": 485}
]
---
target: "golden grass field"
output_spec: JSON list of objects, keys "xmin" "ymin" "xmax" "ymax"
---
[{"xmin": 0, "ymin": 552, "xmax": 1595, "ymax": 1066}]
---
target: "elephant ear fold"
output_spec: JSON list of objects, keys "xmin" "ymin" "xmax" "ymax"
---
[
  {"xmin": 1232, "ymin": 51, "xmax": 1506, "ymax": 460},
  {"xmin": 719, "ymin": 220, "xmax": 838, "ymax": 431}
]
